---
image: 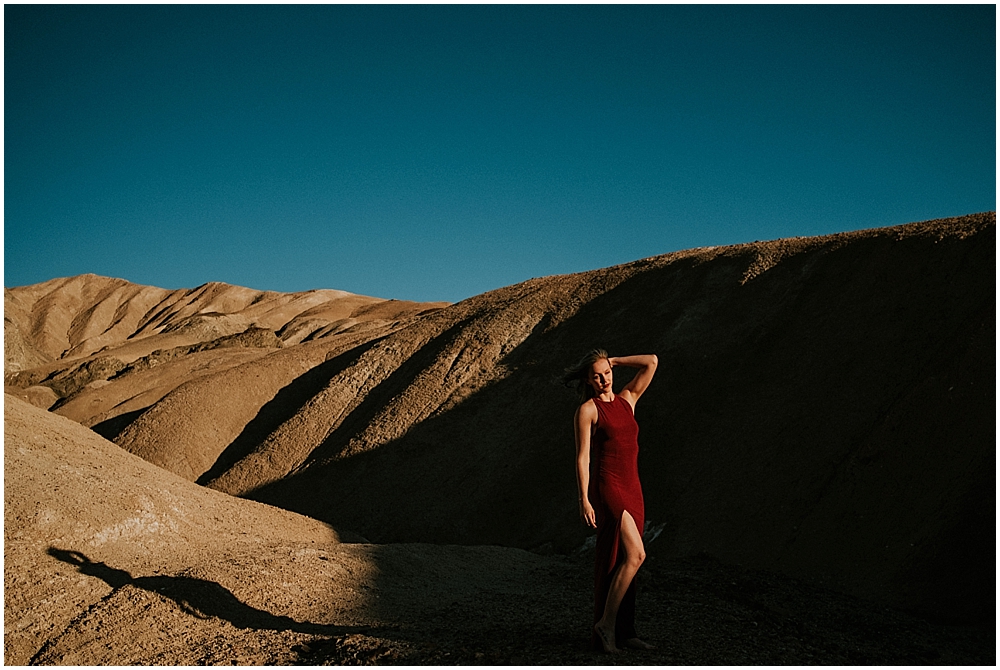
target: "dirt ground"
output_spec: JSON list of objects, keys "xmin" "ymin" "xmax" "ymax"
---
[
  {"xmin": 282, "ymin": 549, "xmax": 994, "ymax": 667},
  {"xmin": 27, "ymin": 546, "xmax": 996, "ymax": 666}
]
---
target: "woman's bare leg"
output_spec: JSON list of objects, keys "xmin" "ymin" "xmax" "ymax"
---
[{"xmin": 594, "ymin": 510, "xmax": 645, "ymax": 652}]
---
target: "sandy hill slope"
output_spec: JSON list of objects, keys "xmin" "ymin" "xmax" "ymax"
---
[
  {"xmin": 5, "ymin": 395, "xmax": 575, "ymax": 665},
  {"xmin": 4, "ymin": 394, "xmax": 334, "ymax": 664},
  {"xmin": 5, "ymin": 212, "xmax": 993, "ymax": 635}
]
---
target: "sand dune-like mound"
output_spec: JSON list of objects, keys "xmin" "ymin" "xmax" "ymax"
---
[
  {"xmin": 3, "ymin": 394, "xmax": 339, "ymax": 663},
  {"xmin": 6, "ymin": 212, "xmax": 993, "ymax": 649},
  {"xmin": 110, "ymin": 335, "xmax": 376, "ymax": 481}
]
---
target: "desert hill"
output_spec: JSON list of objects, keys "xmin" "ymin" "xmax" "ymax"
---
[
  {"xmin": 4, "ymin": 274, "xmax": 444, "ymax": 370},
  {"xmin": 4, "ymin": 393, "xmax": 336, "ymax": 663},
  {"xmin": 5, "ymin": 212, "xmax": 994, "ymax": 650},
  {"xmin": 5, "ymin": 395, "xmax": 578, "ymax": 665},
  {"xmin": 4, "ymin": 277, "xmax": 447, "ymax": 478},
  {"xmin": 4, "ymin": 273, "xmax": 445, "ymax": 387}
]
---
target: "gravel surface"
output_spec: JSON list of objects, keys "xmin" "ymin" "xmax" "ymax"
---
[{"xmin": 288, "ymin": 550, "xmax": 992, "ymax": 666}]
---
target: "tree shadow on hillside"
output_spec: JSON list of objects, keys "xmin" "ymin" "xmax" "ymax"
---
[{"xmin": 47, "ymin": 547, "xmax": 363, "ymax": 636}]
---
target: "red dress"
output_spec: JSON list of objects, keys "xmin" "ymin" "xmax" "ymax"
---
[{"xmin": 589, "ymin": 393, "xmax": 645, "ymax": 647}]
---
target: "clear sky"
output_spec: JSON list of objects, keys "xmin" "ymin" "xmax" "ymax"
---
[{"xmin": 4, "ymin": 5, "xmax": 995, "ymax": 303}]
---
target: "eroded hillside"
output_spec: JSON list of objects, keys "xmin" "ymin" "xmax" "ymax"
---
[{"xmin": 5, "ymin": 213, "xmax": 994, "ymax": 628}]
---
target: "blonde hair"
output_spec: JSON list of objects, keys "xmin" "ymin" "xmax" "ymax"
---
[{"xmin": 562, "ymin": 348, "xmax": 610, "ymax": 402}]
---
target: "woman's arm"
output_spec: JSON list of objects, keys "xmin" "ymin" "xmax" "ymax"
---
[
  {"xmin": 611, "ymin": 354, "xmax": 658, "ymax": 404},
  {"xmin": 574, "ymin": 402, "xmax": 597, "ymax": 528}
]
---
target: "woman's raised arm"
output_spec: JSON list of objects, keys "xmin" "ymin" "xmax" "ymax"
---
[{"xmin": 611, "ymin": 354, "xmax": 658, "ymax": 404}]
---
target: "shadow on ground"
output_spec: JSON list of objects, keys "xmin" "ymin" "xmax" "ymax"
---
[
  {"xmin": 297, "ymin": 547, "xmax": 994, "ymax": 666},
  {"xmin": 45, "ymin": 547, "xmax": 362, "ymax": 637}
]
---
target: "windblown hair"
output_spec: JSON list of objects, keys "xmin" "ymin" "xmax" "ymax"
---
[{"xmin": 562, "ymin": 348, "xmax": 610, "ymax": 403}]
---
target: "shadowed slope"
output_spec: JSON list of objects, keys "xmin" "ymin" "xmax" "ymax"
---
[
  {"xmin": 200, "ymin": 274, "xmax": 606, "ymax": 496},
  {"xmin": 111, "ymin": 333, "xmax": 391, "ymax": 481},
  {"xmin": 218, "ymin": 213, "xmax": 990, "ymax": 623}
]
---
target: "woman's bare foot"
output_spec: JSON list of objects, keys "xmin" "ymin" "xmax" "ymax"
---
[
  {"xmin": 623, "ymin": 637, "xmax": 656, "ymax": 650},
  {"xmin": 593, "ymin": 623, "xmax": 620, "ymax": 653}
]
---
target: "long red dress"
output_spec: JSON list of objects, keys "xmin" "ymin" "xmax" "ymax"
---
[{"xmin": 589, "ymin": 393, "xmax": 645, "ymax": 648}]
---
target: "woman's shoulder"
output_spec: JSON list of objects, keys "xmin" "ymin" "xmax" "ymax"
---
[{"xmin": 575, "ymin": 397, "xmax": 598, "ymax": 419}]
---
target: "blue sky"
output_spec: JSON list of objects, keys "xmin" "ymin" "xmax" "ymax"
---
[{"xmin": 5, "ymin": 5, "xmax": 995, "ymax": 303}]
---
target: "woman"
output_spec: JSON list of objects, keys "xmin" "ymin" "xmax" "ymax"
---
[{"xmin": 566, "ymin": 349, "xmax": 658, "ymax": 653}]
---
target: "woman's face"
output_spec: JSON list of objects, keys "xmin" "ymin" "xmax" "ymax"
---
[{"xmin": 587, "ymin": 358, "xmax": 613, "ymax": 395}]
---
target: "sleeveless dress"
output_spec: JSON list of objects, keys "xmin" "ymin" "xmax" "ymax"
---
[{"xmin": 589, "ymin": 393, "xmax": 645, "ymax": 648}]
